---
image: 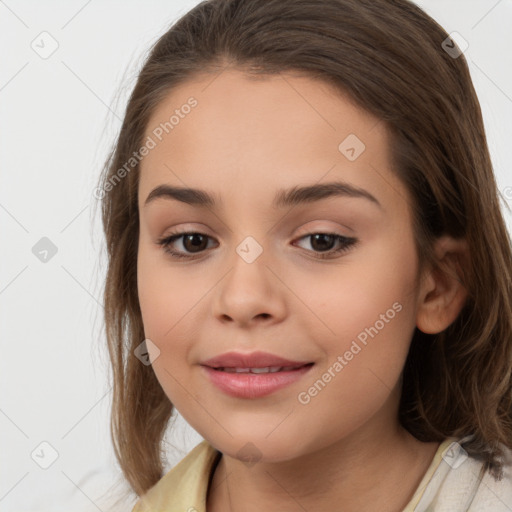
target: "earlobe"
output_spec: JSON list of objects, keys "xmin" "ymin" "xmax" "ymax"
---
[{"xmin": 416, "ymin": 236, "xmax": 469, "ymax": 335}]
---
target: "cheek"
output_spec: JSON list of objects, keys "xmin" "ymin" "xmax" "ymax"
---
[
  {"xmin": 291, "ymin": 230, "xmax": 418, "ymax": 351},
  {"xmin": 283, "ymin": 286, "xmax": 416, "ymax": 456},
  {"xmin": 288, "ymin": 235, "xmax": 418, "ymax": 412},
  {"xmin": 137, "ymin": 238, "xmax": 200, "ymax": 339},
  {"xmin": 137, "ymin": 243, "xmax": 209, "ymax": 409}
]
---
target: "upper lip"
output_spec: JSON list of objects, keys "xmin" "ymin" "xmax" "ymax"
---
[{"xmin": 200, "ymin": 351, "xmax": 313, "ymax": 369}]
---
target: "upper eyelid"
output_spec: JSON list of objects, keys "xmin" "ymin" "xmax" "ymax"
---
[
  {"xmin": 163, "ymin": 228, "xmax": 353, "ymax": 241},
  {"xmin": 161, "ymin": 218, "xmax": 354, "ymax": 238}
]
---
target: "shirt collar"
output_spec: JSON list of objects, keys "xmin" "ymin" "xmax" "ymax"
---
[{"xmin": 134, "ymin": 439, "xmax": 222, "ymax": 511}]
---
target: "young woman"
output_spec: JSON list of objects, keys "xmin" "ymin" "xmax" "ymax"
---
[{"xmin": 96, "ymin": 0, "xmax": 512, "ymax": 510}]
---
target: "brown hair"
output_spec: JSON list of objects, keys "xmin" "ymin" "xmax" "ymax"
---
[{"xmin": 95, "ymin": 0, "xmax": 512, "ymax": 500}]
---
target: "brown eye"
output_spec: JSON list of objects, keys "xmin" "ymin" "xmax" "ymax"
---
[
  {"xmin": 309, "ymin": 233, "xmax": 337, "ymax": 252},
  {"xmin": 293, "ymin": 232, "xmax": 358, "ymax": 259},
  {"xmin": 181, "ymin": 233, "xmax": 209, "ymax": 253},
  {"xmin": 157, "ymin": 231, "xmax": 358, "ymax": 261},
  {"xmin": 157, "ymin": 232, "xmax": 216, "ymax": 259}
]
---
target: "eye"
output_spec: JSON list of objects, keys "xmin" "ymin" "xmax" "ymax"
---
[
  {"xmin": 292, "ymin": 232, "xmax": 358, "ymax": 259},
  {"xmin": 156, "ymin": 231, "xmax": 217, "ymax": 259},
  {"xmin": 156, "ymin": 231, "xmax": 358, "ymax": 260}
]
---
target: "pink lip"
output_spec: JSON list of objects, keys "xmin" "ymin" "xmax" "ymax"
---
[
  {"xmin": 200, "ymin": 351, "xmax": 314, "ymax": 399},
  {"xmin": 201, "ymin": 365, "xmax": 314, "ymax": 399},
  {"xmin": 201, "ymin": 350, "xmax": 311, "ymax": 369}
]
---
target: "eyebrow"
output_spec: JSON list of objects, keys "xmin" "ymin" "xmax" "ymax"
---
[{"xmin": 143, "ymin": 181, "xmax": 382, "ymax": 210}]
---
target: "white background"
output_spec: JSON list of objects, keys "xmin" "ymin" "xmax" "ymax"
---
[{"xmin": 0, "ymin": 0, "xmax": 511, "ymax": 510}]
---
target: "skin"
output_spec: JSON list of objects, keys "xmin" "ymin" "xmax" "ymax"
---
[{"xmin": 137, "ymin": 68, "xmax": 468, "ymax": 511}]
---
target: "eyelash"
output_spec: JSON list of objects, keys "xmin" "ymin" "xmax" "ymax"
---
[{"xmin": 156, "ymin": 230, "xmax": 358, "ymax": 260}]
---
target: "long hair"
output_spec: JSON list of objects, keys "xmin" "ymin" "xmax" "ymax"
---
[{"xmin": 95, "ymin": 0, "xmax": 512, "ymax": 499}]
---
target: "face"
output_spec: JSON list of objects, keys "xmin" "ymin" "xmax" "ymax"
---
[{"xmin": 137, "ymin": 69, "xmax": 423, "ymax": 462}]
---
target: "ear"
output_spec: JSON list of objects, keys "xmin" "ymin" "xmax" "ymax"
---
[{"xmin": 416, "ymin": 235, "xmax": 469, "ymax": 334}]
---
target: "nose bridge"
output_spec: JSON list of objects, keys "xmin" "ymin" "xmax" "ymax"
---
[
  {"xmin": 225, "ymin": 233, "xmax": 270, "ymax": 295},
  {"xmin": 212, "ymin": 233, "xmax": 287, "ymax": 324},
  {"xmin": 235, "ymin": 233, "xmax": 266, "ymax": 265}
]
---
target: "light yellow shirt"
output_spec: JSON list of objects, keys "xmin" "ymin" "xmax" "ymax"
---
[{"xmin": 132, "ymin": 436, "xmax": 512, "ymax": 511}]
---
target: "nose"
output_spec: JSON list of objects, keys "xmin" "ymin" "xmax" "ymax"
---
[{"xmin": 211, "ymin": 250, "xmax": 287, "ymax": 328}]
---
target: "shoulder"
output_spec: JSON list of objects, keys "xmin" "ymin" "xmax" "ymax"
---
[
  {"xmin": 131, "ymin": 439, "xmax": 221, "ymax": 512},
  {"xmin": 416, "ymin": 437, "xmax": 512, "ymax": 512},
  {"xmin": 469, "ymin": 443, "xmax": 512, "ymax": 511}
]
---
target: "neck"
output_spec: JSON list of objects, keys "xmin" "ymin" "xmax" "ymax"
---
[{"xmin": 206, "ymin": 407, "xmax": 440, "ymax": 512}]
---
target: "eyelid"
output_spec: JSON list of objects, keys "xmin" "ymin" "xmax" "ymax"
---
[
  {"xmin": 158, "ymin": 221, "xmax": 353, "ymax": 245},
  {"xmin": 156, "ymin": 227, "xmax": 358, "ymax": 261},
  {"xmin": 294, "ymin": 221, "xmax": 354, "ymax": 237}
]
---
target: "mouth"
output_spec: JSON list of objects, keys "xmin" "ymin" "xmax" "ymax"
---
[{"xmin": 208, "ymin": 363, "xmax": 314, "ymax": 373}]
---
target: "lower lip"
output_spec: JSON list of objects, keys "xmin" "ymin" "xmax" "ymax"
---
[{"xmin": 201, "ymin": 364, "xmax": 314, "ymax": 399}]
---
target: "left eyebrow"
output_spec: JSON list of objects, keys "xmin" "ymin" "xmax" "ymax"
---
[{"xmin": 143, "ymin": 181, "xmax": 382, "ymax": 210}]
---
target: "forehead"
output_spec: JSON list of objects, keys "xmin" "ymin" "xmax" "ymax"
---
[{"xmin": 138, "ymin": 69, "xmax": 405, "ymax": 213}]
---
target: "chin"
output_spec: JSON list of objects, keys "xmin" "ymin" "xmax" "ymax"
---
[{"xmin": 206, "ymin": 431, "xmax": 312, "ymax": 465}]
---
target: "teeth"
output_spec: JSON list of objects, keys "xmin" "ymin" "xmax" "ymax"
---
[
  {"xmin": 222, "ymin": 367, "xmax": 250, "ymax": 373},
  {"xmin": 217, "ymin": 365, "xmax": 304, "ymax": 373},
  {"xmin": 219, "ymin": 366, "xmax": 284, "ymax": 373},
  {"xmin": 251, "ymin": 366, "xmax": 279, "ymax": 373}
]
